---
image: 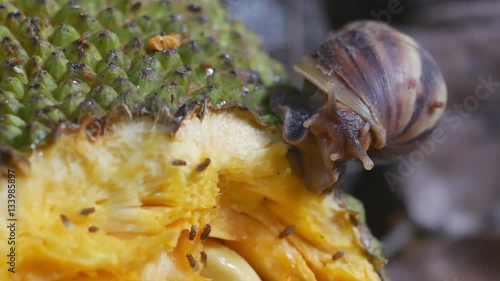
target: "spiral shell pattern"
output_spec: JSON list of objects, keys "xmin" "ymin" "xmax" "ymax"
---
[{"xmin": 295, "ymin": 21, "xmax": 447, "ymax": 153}]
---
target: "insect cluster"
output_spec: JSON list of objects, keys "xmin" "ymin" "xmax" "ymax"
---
[{"xmin": 272, "ymin": 21, "xmax": 447, "ymax": 193}]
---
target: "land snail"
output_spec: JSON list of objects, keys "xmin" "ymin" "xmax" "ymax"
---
[{"xmin": 271, "ymin": 20, "xmax": 447, "ymax": 193}]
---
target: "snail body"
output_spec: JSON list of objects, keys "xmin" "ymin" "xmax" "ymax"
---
[{"xmin": 271, "ymin": 21, "xmax": 447, "ymax": 193}]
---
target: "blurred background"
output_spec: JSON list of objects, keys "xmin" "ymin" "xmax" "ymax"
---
[{"xmin": 223, "ymin": 0, "xmax": 500, "ymax": 280}]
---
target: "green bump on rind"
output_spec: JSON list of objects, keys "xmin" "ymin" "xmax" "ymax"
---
[
  {"xmin": 0, "ymin": 0, "xmax": 286, "ymax": 152},
  {"xmin": 50, "ymin": 24, "xmax": 80, "ymax": 47},
  {"xmin": 88, "ymin": 84, "xmax": 118, "ymax": 109},
  {"xmin": 44, "ymin": 48, "xmax": 69, "ymax": 81},
  {"xmin": 96, "ymin": 7, "xmax": 125, "ymax": 30},
  {"xmin": 60, "ymin": 92, "xmax": 85, "ymax": 116}
]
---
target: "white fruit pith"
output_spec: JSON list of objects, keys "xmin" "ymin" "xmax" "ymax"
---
[{"xmin": 0, "ymin": 109, "xmax": 381, "ymax": 281}]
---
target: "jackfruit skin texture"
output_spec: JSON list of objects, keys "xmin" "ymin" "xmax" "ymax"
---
[
  {"xmin": 0, "ymin": 0, "xmax": 387, "ymax": 280},
  {"xmin": 0, "ymin": 0, "xmax": 284, "ymax": 152}
]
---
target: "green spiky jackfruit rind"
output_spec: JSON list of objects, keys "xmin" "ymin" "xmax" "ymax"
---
[{"xmin": 0, "ymin": 0, "xmax": 285, "ymax": 151}]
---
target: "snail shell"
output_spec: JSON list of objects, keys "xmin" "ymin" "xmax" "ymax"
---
[{"xmin": 271, "ymin": 20, "xmax": 447, "ymax": 193}]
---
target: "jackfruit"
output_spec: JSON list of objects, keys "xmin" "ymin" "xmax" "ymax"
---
[{"xmin": 0, "ymin": 0, "xmax": 386, "ymax": 280}]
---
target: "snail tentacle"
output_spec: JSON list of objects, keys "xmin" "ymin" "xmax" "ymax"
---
[
  {"xmin": 272, "ymin": 20, "xmax": 447, "ymax": 193},
  {"xmin": 305, "ymin": 101, "xmax": 374, "ymax": 172}
]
